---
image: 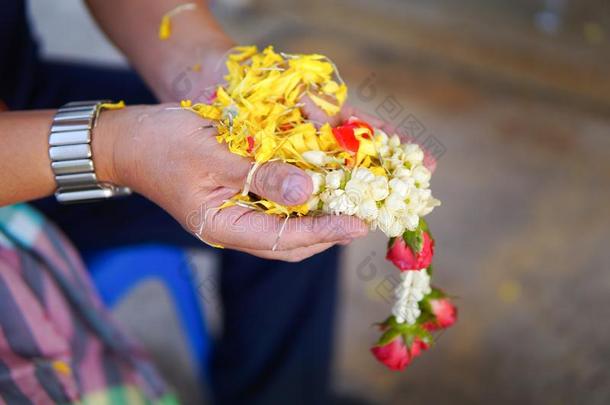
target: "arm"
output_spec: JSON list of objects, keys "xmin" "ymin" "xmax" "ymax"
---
[
  {"xmin": 0, "ymin": 107, "xmax": 366, "ymax": 260},
  {"xmin": 84, "ymin": 0, "xmax": 233, "ymax": 101},
  {"xmin": 0, "ymin": 110, "xmax": 116, "ymax": 205}
]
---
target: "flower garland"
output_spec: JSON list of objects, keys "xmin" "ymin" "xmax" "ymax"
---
[{"xmin": 179, "ymin": 45, "xmax": 457, "ymax": 371}]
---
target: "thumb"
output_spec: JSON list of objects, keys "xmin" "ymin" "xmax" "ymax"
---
[{"xmin": 233, "ymin": 160, "xmax": 313, "ymax": 206}]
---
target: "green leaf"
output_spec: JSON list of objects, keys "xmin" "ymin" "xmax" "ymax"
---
[
  {"xmin": 401, "ymin": 218, "xmax": 430, "ymax": 253},
  {"xmin": 340, "ymin": 171, "xmax": 351, "ymax": 189},
  {"xmin": 428, "ymin": 286, "xmax": 446, "ymax": 300},
  {"xmin": 403, "ymin": 332, "xmax": 415, "ymax": 348},
  {"xmin": 402, "ymin": 227, "xmax": 423, "ymax": 253},
  {"xmin": 377, "ymin": 327, "xmax": 402, "ymax": 346},
  {"xmin": 416, "ymin": 305, "xmax": 435, "ymax": 324},
  {"xmin": 414, "ymin": 328, "xmax": 434, "ymax": 347},
  {"xmin": 419, "ymin": 218, "xmax": 429, "ymax": 233}
]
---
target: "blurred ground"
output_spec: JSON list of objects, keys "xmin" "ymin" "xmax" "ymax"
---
[{"xmin": 28, "ymin": 0, "xmax": 610, "ymax": 404}]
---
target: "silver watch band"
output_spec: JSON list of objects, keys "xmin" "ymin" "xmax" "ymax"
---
[{"xmin": 49, "ymin": 100, "xmax": 132, "ymax": 203}]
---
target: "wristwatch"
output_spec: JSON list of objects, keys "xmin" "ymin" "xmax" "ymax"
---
[{"xmin": 48, "ymin": 100, "xmax": 132, "ymax": 203}]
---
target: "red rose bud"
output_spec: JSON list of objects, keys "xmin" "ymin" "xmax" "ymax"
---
[
  {"xmin": 371, "ymin": 337, "xmax": 429, "ymax": 371},
  {"xmin": 371, "ymin": 338, "xmax": 410, "ymax": 371},
  {"xmin": 386, "ymin": 231, "xmax": 434, "ymax": 271},
  {"xmin": 346, "ymin": 117, "xmax": 374, "ymax": 136},
  {"xmin": 424, "ymin": 298, "xmax": 457, "ymax": 330},
  {"xmin": 332, "ymin": 118, "xmax": 374, "ymax": 153},
  {"xmin": 409, "ymin": 338, "xmax": 429, "ymax": 358}
]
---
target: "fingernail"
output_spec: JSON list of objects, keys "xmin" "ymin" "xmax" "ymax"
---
[{"xmin": 281, "ymin": 173, "xmax": 310, "ymax": 205}]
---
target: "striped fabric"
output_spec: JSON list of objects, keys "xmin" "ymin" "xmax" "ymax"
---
[{"xmin": 0, "ymin": 204, "xmax": 179, "ymax": 404}]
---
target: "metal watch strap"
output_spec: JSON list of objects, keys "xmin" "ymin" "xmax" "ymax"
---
[{"xmin": 49, "ymin": 100, "xmax": 132, "ymax": 203}]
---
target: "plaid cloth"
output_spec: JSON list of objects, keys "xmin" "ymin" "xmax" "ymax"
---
[{"xmin": 0, "ymin": 204, "xmax": 179, "ymax": 404}]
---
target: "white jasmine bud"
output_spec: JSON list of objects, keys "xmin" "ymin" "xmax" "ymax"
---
[
  {"xmin": 378, "ymin": 144, "xmax": 392, "ymax": 158},
  {"xmin": 374, "ymin": 129, "xmax": 389, "ymax": 145},
  {"xmin": 351, "ymin": 167, "xmax": 375, "ymax": 183},
  {"xmin": 307, "ymin": 196, "xmax": 320, "ymax": 211},
  {"xmin": 392, "ymin": 269, "xmax": 431, "ymax": 324},
  {"xmin": 325, "ymin": 170, "xmax": 344, "ymax": 190},
  {"xmin": 393, "ymin": 166, "xmax": 411, "ymax": 179},
  {"xmin": 402, "ymin": 143, "xmax": 424, "ymax": 165},
  {"xmin": 384, "ymin": 193, "xmax": 407, "ymax": 216},
  {"xmin": 325, "ymin": 190, "xmax": 357, "ymax": 215},
  {"xmin": 303, "ymin": 151, "xmax": 331, "ymax": 166},
  {"xmin": 345, "ymin": 179, "xmax": 368, "ymax": 206},
  {"xmin": 356, "ymin": 199, "xmax": 379, "ymax": 222},
  {"xmin": 389, "ymin": 135, "xmax": 401, "ymax": 148},
  {"xmin": 388, "ymin": 178, "xmax": 410, "ymax": 198},
  {"xmin": 369, "ymin": 176, "xmax": 389, "ymax": 201},
  {"xmin": 399, "ymin": 212, "xmax": 420, "ymax": 231},
  {"xmin": 307, "ymin": 170, "xmax": 325, "ymax": 195},
  {"xmin": 412, "ymin": 166, "xmax": 431, "ymax": 187},
  {"xmin": 376, "ymin": 207, "xmax": 403, "ymax": 237}
]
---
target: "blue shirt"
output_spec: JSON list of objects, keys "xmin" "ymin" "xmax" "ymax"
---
[{"xmin": 0, "ymin": 0, "xmax": 39, "ymax": 109}]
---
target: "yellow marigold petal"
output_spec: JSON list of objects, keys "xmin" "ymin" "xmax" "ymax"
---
[
  {"xmin": 355, "ymin": 136, "xmax": 377, "ymax": 166},
  {"xmin": 255, "ymin": 134, "xmax": 277, "ymax": 163},
  {"xmin": 191, "ymin": 104, "xmax": 222, "ymax": 120},
  {"xmin": 334, "ymin": 83, "xmax": 348, "ymax": 106},
  {"xmin": 158, "ymin": 3, "xmax": 197, "ymax": 40},
  {"xmin": 159, "ymin": 15, "xmax": 171, "ymax": 40},
  {"xmin": 318, "ymin": 123, "xmax": 339, "ymax": 151},
  {"xmin": 100, "ymin": 100, "xmax": 125, "ymax": 110},
  {"xmin": 215, "ymin": 86, "xmax": 233, "ymax": 106},
  {"xmin": 290, "ymin": 203, "xmax": 310, "ymax": 215},
  {"xmin": 322, "ymin": 81, "xmax": 339, "ymax": 94},
  {"xmin": 219, "ymin": 200, "xmax": 237, "ymax": 210},
  {"xmin": 307, "ymin": 92, "xmax": 341, "ymax": 116},
  {"xmin": 370, "ymin": 166, "xmax": 387, "ymax": 176},
  {"xmin": 229, "ymin": 46, "xmax": 258, "ymax": 62}
]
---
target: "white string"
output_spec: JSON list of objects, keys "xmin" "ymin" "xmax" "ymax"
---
[
  {"xmin": 272, "ymin": 215, "xmax": 290, "ymax": 252},
  {"xmin": 167, "ymin": 2, "xmax": 197, "ymax": 17},
  {"xmin": 241, "ymin": 162, "xmax": 260, "ymax": 196}
]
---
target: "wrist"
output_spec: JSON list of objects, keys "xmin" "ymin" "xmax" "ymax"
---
[
  {"xmin": 156, "ymin": 39, "xmax": 234, "ymax": 102},
  {"xmin": 92, "ymin": 106, "xmax": 136, "ymax": 188}
]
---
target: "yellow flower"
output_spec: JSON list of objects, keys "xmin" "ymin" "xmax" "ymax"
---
[
  {"xmin": 100, "ymin": 100, "xmax": 125, "ymax": 110},
  {"xmin": 318, "ymin": 124, "xmax": 339, "ymax": 151},
  {"xmin": 158, "ymin": 3, "xmax": 197, "ymax": 40},
  {"xmin": 306, "ymin": 92, "xmax": 341, "ymax": 116},
  {"xmin": 191, "ymin": 103, "xmax": 221, "ymax": 120},
  {"xmin": 159, "ymin": 15, "xmax": 171, "ymax": 40}
]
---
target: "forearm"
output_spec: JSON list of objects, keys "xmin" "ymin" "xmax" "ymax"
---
[
  {"xmin": 0, "ymin": 110, "xmax": 119, "ymax": 206},
  {"xmin": 0, "ymin": 111, "xmax": 56, "ymax": 205},
  {"xmin": 85, "ymin": 0, "xmax": 234, "ymax": 101}
]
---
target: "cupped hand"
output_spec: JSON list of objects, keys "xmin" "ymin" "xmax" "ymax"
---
[{"xmin": 94, "ymin": 104, "xmax": 368, "ymax": 261}]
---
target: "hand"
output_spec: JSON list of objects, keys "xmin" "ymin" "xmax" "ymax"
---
[{"xmin": 93, "ymin": 104, "xmax": 368, "ymax": 261}]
